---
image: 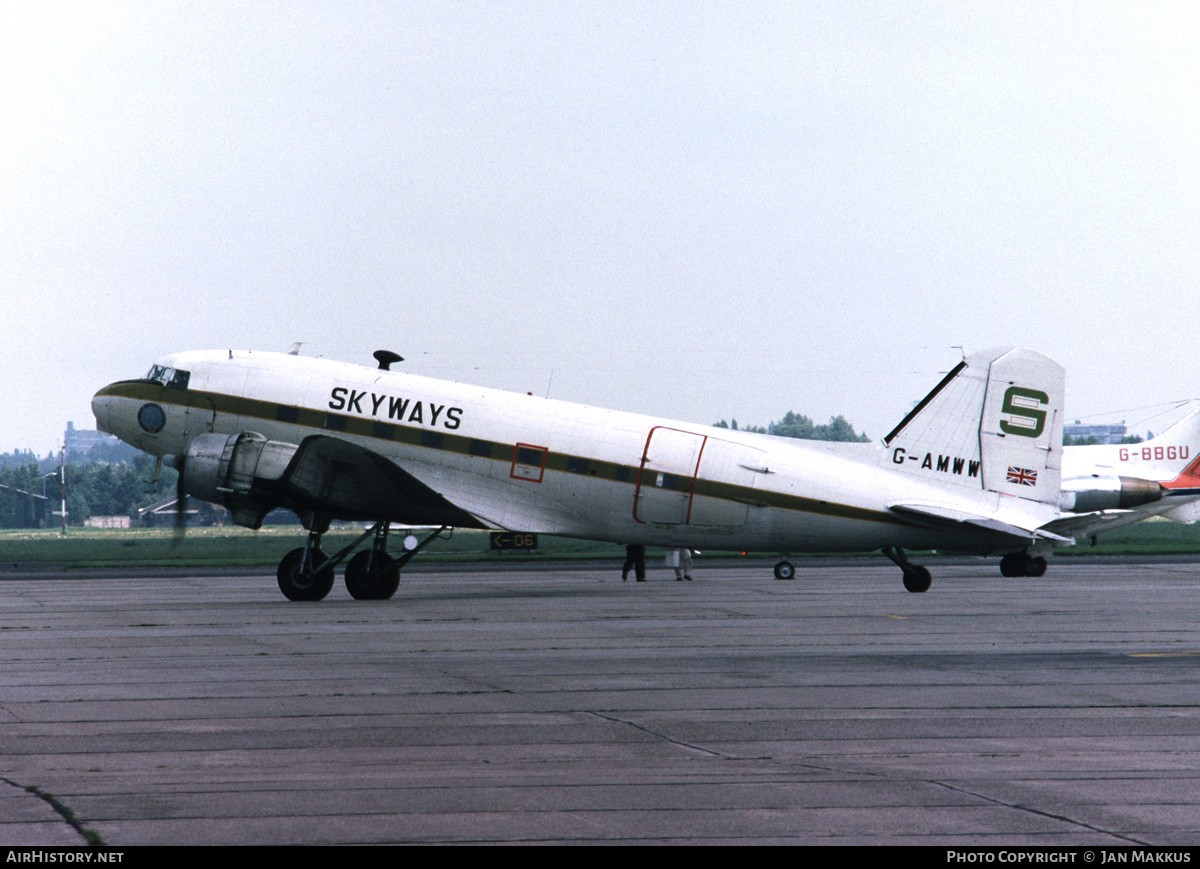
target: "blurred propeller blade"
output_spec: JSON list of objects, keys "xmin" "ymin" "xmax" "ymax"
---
[{"xmin": 167, "ymin": 454, "xmax": 187, "ymax": 547}]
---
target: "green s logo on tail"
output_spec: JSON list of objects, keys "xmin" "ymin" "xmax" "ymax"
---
[{"xmin": 999, "ymin": 386, "xmax": 1048, "ymax": 438}]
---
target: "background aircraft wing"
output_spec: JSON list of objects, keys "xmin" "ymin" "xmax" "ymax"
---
[
  {"xmin": 1041, "ymin": 490, "xmax": 1200, "ymax": 541},
  {"xmin": 1037, "ymin": 510, "xmax": 1138, "ymax": 540}
]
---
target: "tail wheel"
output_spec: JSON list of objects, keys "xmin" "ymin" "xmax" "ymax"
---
[
  {"xmin": 902, "ymin": 565, "xmax": 932, "ymax": 593},
  {"xmin": 345, "ymin": 550, "xmax": 401, "ymax": 600},
  {"xmin": 277, "ymin": 547, "xmax": 335, "ymax": 601},
  {"xmin": 773, "ymin": 560, "xmax": 796, "ymax": 580}
]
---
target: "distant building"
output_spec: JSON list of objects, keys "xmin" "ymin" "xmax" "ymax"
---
[
  {"xmin": 1063, "ymin": 421, "xmax": 1127, "ymax": 445},
  {"xmin": 64, "ymin": 421, "xmax": 120, "ymax": 455},
  {"xmin": 85, "ymin": 515, "xmax": 132, "ymax": 529},
  {"xmin": 139, "ymin": 495, "xmax": 225, "ymax": 528}
]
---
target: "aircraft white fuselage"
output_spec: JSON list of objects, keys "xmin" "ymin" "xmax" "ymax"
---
[
  {"xmin": 94, "ymin": 349, "xmax": 1055, "ymax": 552},
  {"xmin": 92, "ymin": 346, "xmax": 1200, "ymax": 597}
]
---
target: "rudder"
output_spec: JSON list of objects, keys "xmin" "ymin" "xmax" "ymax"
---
[
  {"xmin": 885, "ymin": 347, "xmax": 1064, "ymax": 505},
  {"xmin": 978, "ymin": 348, "xmax": 1064, "ymax": 505}
]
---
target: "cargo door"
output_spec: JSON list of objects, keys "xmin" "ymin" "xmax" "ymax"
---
[
  {"xmin": 688, "ymin": 437, "xmax": 764, "ymax": 526},
  {"xmin": 634, "ymin": 427, "xmax": 704, "ymax": 524},
  {"xmin": 184, "ymin": 394, "xmax": 217, "ymax": 437},
  {"xmin": 634, "ymin": 428, "xmax": 764, "ymax": 526}
]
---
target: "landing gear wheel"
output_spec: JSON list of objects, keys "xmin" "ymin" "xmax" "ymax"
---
[
  {"xmin": 999, "ymin": 553, "xmax": 1024, "ymax": 578},
  {"xmin": 277, "ymin": 547, "xmax": 335, "ymax": 601},
  {"xmin": 902, "ymin": 565, "xmax": 932, "ymax": 593},
  {"xmin": 1000, "ymin": 553, "xmax": 1048, "ymax": 578},
  {"xmin": 882, "ymin": 546, "xmax": 931, "ymax": 592},
  {"xmin": 344, "ymin": 550, "xmax": 400, "ymax": 600},
  {"xmin": 773, "ymin": 560, "xmax": 796, "ymax": 580}
]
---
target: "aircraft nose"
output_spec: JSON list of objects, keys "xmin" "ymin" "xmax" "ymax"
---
[{"xmin": 92, "ymin": 388, "xmax": 113, "ymax": 434}]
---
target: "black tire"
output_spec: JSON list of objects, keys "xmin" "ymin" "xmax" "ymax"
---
[
  {"xmin": 277, "ymin": 547, "xmax": 335, "ymax": 601},
  {"xmin": 902, "ymin": 565, "xmax": 931, "ymax": 593},
  {"xmin": 999, "ymin": 553, "xmax": 1024, "ymax": 578},
  {"xmin": 344, "ymin": 551, "xmax": 400, "ymax": 600},
  {"xmin": 773, "ymin": 560, "xmax": 796, "ymax": 580},
  {"xmin": 1025, "ymin": 556, "xmax": 1048, "ymax": 577}
]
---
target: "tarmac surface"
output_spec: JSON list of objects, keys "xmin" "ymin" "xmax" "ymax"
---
[{"xmin": 1, "ymin": 556, "xmax": 1199, "ymax": 846}]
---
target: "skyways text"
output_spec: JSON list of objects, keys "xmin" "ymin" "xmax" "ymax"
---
[{"xmin": 328, "ymin": 387, "xmax": 464, "ymax": 430}]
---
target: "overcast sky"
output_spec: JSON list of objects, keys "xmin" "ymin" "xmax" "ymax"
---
[{"xmin": 4, "ymin": 1, "xmax": 1198, "ymax": 455}]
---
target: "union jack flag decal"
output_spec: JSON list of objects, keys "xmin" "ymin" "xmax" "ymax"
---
[{"xmin": 1007, "ymin": 466, "xmax": 1038, "ymax": 486}]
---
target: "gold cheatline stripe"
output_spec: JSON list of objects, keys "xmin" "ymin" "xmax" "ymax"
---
[{"xmin": 100, "ymin": 380, "xmax": 910, "ymax": 528}]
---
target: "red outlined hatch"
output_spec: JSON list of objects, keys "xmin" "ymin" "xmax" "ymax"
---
[{"xmin": 510, "ymin": 443, "xmax": 548, "ymax": 483}]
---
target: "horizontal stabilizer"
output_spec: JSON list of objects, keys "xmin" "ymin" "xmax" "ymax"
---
[
  {"xmin": 1038, "ymin": 509, "xmax": 1137, "ymax": 539},
  {"xmin": 890, "ymin": 503, "xmax": 1073, "ymax": 545},
  {"xmin": 1161, "ymin": 500, "xmax": 1200, "ymax": 525}
]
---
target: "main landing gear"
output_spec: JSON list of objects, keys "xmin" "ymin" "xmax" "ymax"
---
[
  {"xmin": 882, "ymin": 546, "xmax": 932, "ymax": 593},
  {"xmin": 999, "ymin": 552, "xmax": 1048, "ymax": 578},
  {"xmin": 276, "ymin": 520, "xmax": 449, "ymax": 602},
  {"xmin": 776, "ymin": 548, "xmax": 1047, "ymax": 592}
]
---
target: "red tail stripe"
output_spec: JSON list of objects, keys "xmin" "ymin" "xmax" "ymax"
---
[{"xmin": 1165, "ymin": 454, "xmax": 1200, "ymax": 490}]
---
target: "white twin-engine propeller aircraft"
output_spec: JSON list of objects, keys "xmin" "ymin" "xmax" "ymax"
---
[{"xmin": 92, "ymin": 346, "xmax": 1200, "ymax": 601}]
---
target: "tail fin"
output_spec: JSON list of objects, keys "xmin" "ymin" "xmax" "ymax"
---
[
  {"xmin": 1062, "ymin": 408, "xmax": 1200, "ymax": 489},
  {"xmin": 884, "ymin": 347, "xmax": 1064, "ymax": 505},
  {"xmin": 1059, "ymin": 408, "xmax": 1200, "ymax": 525},
  {"xmin": 1131, "ymin": 411, "xmax": 1200, "ymax": 491}
]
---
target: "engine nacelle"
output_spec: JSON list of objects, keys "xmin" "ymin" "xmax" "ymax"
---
[
  {"xmin": 1059, "ymin": 475, "xmax": 1164, "ymax": 514},
  {"xmin": 180, "ymin": 432, "xmax": 299, "ymax": 529}
]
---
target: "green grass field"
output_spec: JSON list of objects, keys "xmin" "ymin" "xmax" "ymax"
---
[
  {"xmin": 0, "ymin": 525, "xmax": 629, "ymax": 568},
  {"xmin": 3, "ymin": 516, "xmax": 1200, "ymax": 568}
]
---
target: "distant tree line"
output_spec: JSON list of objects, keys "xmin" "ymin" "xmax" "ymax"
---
[
  {"xmin": 717, "ymin": 412, "xmax": 1147, "ymax": 447},
  {"xmin": 714, "ymin": 411, "xmax": 871, "ymax": 442},
  {"xmin": 0, "ymin": 446, "xmax": 175, "ymax": 528},
  {"xmin": 0, "ymin": 449, "xmax": 48, "ymax": 471}
]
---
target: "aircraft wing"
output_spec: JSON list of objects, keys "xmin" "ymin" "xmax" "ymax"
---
[
  {"xmin": 889, "ymin": 503, "xmax": 1074, "ymax": 546},
  {"xmin": 271, "ymin": 435, "xmax": 487, "ymax": 528}
]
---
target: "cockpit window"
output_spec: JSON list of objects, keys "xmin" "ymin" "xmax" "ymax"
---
[{"xmin": 145, "ymin": 365, "xmax": 191, "ymax": 390}]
